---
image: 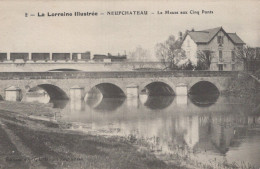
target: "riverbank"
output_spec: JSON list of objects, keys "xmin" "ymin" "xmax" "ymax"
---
[
  {"xmin": 221, "ymin": 72, "xmax": 260, "ymax": 109},
  {"xmin": 0, "ymin": 101, "xmax": 179, "ymax": 169}
]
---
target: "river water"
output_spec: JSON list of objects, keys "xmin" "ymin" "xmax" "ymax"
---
[{"xmin": 35, "ymin": 94, "xmax": 260, "ymax": 168}]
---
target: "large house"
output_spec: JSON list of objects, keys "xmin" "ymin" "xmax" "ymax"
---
[{"xmin": 180, "ymin": 27, "xmax": 245, "ymax": 71}]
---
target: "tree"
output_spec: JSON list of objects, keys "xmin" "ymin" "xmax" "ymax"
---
[
  {"xmin": 196, "ymin": 50, "xmax": 214, "ymax": 70},
  {"xmin": 155, "ymin": 35, "xmax": 183, "ymax": 70},
  {"xmin": 235, "ymin": 46, "xmax": 256, "ymax": 72},
  {"xmin": 128, "ymin": 46, "xmax": 151, "ymax": 61},
  {"xmin": 178, "ymin": 59, "xmax": 196, "ymax": 70}
]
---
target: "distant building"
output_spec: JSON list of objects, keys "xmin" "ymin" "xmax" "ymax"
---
[
  {"xmin": 10, "ymin": 53, "xmax": 29, "ymax": 61},
  {"xmin": 181, "ymin": 27, "xmax": 245, "ymax": 71},
  {"xmin": 72, "ymin": 52, "xmax": 91, "ymax": 61},
  {"xmin": 0, "ymin": 51, "xmax": 127, "ymax": 63},
  {"xmin": 93, "ymin": 53, "xmax": 127, "ymax": 62},
  {"xmin": 92, "ymin": 54, "xmax": 107, "ymax": 62},
  {"xmin": 0, "ymin": 53, "xmax": 7, "ymax": 62},
  {"xmin": 32, "ymin": 53, "xmax": 50, "ymax": 61}
]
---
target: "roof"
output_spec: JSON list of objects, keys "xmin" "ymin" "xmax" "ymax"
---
[
  {"xmin": 227, "ymin": 33, "xmax": 245, "ymax": 44},
  {"xmin": 183, "ymin": 27, "xmax": 245, "ymax": 45}
]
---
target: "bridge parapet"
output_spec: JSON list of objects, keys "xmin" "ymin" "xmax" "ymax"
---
[{"xmin": 0, "ymin": 71, "xmax": 239, "ymax": 80}]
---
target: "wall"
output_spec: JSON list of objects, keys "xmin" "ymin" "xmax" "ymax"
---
[{"xmin": 181, "ymin": 35, "xmax": 198, "ymax": 65}]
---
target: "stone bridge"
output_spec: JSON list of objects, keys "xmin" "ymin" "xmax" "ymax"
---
[
  {"xmin": 0, "ymin": 62, "xmax": 165, "ymax": 72},
  {"xmin": 0, "ymin": 71, "xmax": 239, "ymax": 101}
]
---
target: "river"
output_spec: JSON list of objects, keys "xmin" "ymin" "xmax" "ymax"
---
[{"xmin": 30, "ymin": 94, "xmax": 260, "ymax": 168}]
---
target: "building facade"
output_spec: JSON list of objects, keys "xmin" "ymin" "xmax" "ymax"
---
[{"xmin": 181, "ymin": 27, "xmax": 245, "ymax": 71}]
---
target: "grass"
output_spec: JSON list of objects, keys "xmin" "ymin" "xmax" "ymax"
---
[
  {"xmin": 2, "ymin": 122, "xmax": 174, "ymax": 169},
  {"xmin": 0, "ymin": 105, "xmax": 178, "ymax": 169},
  {"xmin": 0, "ymin": 101, "xmax": 56, "ymax": 117}
]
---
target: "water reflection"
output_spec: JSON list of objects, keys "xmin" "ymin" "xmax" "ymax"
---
[
  {"xmin": 92, "ymin": 98, "xmax": 125, "ymax": 112},
  {"xmin": 70, "ymin": 99, "xmax": 85, "ymax": 111},
  {"xmin": 176, "ymin": 96, "xmax": 188, "ymax": 105},
  {"xmin": 189, "ymin": 94, "xmax": 219, "ymax": 107},
  {"xmin": 26, "ymin": 93, "xmax": 260, "ymax": 167},
  {"xmin": 51, "ymin": 100, "xmax": 69, "ymax": 109},
  {"xmin": 144, "ymin": 96, "xmax": 174, "ymax": 110}
]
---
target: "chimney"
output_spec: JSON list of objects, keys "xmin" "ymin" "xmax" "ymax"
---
[
  {"xmin": 191, "ymin": 28, "xmax": 195, "ymax": 32},
  {"xmin": 179, "ymin": 31, "xmax": 183, "ymax": 40}
]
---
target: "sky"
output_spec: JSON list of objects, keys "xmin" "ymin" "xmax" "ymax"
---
[{"xmin": 0, "ymin": 0, "xmax": 259, "ymax": 59}]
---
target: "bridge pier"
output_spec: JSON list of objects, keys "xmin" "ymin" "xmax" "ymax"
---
[
  {"xmin": 176, "ymin": 96, "xmax": 188, "ymax": 105},
  {"xmin": 126, "ymin": 85, "xmax": 139, "ymax": 98},
  {"xmin": 70, "ymin": 86, "xmax": 85, "ymax": 101},
  {"xmin": 176, "ymin": 83, "xmax": 188, "ymax": 96},
  {"xmin": 5, "ymin": 86, "xmax": 22, "ymax": 101}
]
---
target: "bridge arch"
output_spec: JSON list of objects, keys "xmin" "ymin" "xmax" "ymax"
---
[
  {"xmin": 188, "ymin": 80, "xmax": 220, "ymax": 95},
  {"xmin": 26, "ymin": 84, "xmax": 69, "ymax": 101},
  {"xmin": 48, "ymin": 68, "xmax": 82, "ymax": 72},
  {"xmin": 140, "ymin": 80, "xmax": 175, "ymax": 96},
  {"xmin": 84, "ymin": 82, "xmax": 126, "ymax": 101}
]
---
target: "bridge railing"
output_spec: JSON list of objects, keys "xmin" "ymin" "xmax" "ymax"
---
[{"xmin": 0, "ymin": 71, "xmax": 239, "ymax": 80}]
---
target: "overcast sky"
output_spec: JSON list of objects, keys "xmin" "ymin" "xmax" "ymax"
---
[{"xmin": 0, "ymin": 0, "xmax": 259, "ymax": 59}]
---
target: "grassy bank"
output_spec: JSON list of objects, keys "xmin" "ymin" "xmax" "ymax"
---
[
  {"xmin": 0, "ymin": 102, "xmax": 179, "ymax": 169},
  {"xmin": 0, "ymin": 101, "xmax": 56, "ymax": 118}
]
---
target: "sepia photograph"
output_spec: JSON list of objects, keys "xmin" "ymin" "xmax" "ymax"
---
[{"xmin": 0, "ymin": 0, "xmax": 259, "ymax": 168}]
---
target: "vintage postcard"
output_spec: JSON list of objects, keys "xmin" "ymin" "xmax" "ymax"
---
[{"xmin": 0, "ymin": 0, "xmax": 259, "ymax": 168}]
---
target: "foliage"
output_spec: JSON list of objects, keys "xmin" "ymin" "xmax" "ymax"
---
[
  {"xmin": 155, "ymin": 35, "xmax": 183, "ymax": 70},
  {"xmin": 235, "ymin": 46, "xmax": 257, "ymax": 71},
  {"xmin": 128, "ymin": 46, "xmax": 151, "ymax": 61},
  {"xmin": 196, "ymin": 50, "xmax": 214, "ymax": 70}
]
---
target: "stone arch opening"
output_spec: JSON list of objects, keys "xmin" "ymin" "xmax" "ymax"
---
[
  {"xmin": 48, "ymin": 69, "xmax": 82, "ymax": 72},
  {"xmin": 85, "ymin": 83, "xmax": 125, "ymax": 100},
  {"xmin": 26, "ymin": 84, "xmax": 69, "ymax": 101},
  {"xmin": 142, "ymin": 82, "xmax": 175, "ymax": 96},
  {"xmin": 85, "ymin": 83, "xmax": 125, "ymax": 111},
  {"xmin": 189, "ymin": 81, "xmax": 219, "ymax": 95},
  {"xmin": 189, "ymin": 81, "xmax": 219, "ymax": 107}
]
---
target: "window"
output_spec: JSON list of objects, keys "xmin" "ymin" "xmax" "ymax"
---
[
  {"xmin": 217, "ymin": 36, "xmax": 224, "ymax": 45},
  {"xmin": 231, "ymin": 51, "xmax": 235, "ymax": 62},
  {"xmin": 218, "ymin": 64, "xmax": 223, "ymax": 71},
  {"xmin": 219, "ymin": 50, "xmax": 223, "ymax": 62}
]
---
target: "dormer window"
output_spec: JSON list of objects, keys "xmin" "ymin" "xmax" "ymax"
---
[
  {"xmin": 187, "ymin": 39, "xmax": 190, "ymax": 47},
  {"xmin": 217, "ymin": 36, "xmax": 224, "ymax": 45}
]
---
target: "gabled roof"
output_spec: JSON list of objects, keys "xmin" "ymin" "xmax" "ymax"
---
[
  {"xmin": 182, "ymin": 27, "xmax": 245, "ymax": 45},
  {"xmin": 227, "ymin": 33, "xmax": 245, "ymax": 44}
]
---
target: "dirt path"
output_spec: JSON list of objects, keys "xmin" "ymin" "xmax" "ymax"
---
[
  {"xmin": 0, "ymin": 121, "xmax": 28, "ymax": 169},
  {"xmin": 0, "ymin": 120, "xmax": 48, "ymax": 169}
]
